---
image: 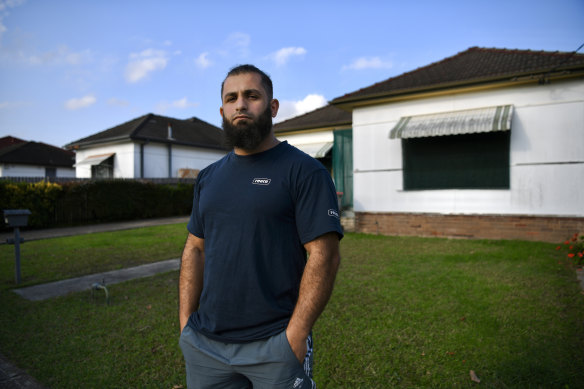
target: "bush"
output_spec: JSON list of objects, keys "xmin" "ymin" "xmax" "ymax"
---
[
  {"xmin": 0, "ymin": 180, "xmax": 194, "ymax": 230},
  {"xmin": 556, "ymin": 232, "xmax": 584, "ymax": 266},
  {"xmin": 0, "ymin": 181, "xmax": 62, "ymax": 228}
]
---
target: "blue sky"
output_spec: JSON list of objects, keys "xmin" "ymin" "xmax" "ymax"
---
[{"xmin": 1, "ymin": 0, "xmax": 583, "ymax": 147}]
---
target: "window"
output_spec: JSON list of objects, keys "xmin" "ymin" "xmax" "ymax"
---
[
  {"xmin": 390, "ymin": 105, "xmax": 513, "ymax": 190},
  {"xmin": 91, "ymin": 156, "xmax": 114, "ymax": 179},
  {"xmin": 402, "ymin": 131, "xmax": 510, "ymax": 190},
  {"xmin": 45, "ymin": 167, "xmax": 56, "ymax": 179}
]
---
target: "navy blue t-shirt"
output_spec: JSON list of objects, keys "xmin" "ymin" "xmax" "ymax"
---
[{"xmin": 186, "ymin": 141, "xmax": 343, "ymax": 342}]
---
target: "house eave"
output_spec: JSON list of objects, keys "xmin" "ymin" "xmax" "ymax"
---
[
  {"xmin": 65, "ymin": 136, "xmax": 131, "ymax": 150},
  {"xmin": 276, "ymin": 123, "xmax": 352, "ymax": 137},
  {"xmin": 68, "ymin": 135, "xmax": 228, "ymax": 152},
  {"xmin": 332, "ymin": 68, "xmax": 584, "ymax": 111}
]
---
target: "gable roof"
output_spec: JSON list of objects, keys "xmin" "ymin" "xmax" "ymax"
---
[
  {"xmin": 0, "ymin": 136, "xmax": 26, "ymax": 150},
  {"xmin": 273, "ymin": 104, "xmax": 352, "ymax": 133},
  {"xmin": 332, "ymin": 47, "xmax": 584, "ymax": 108},
  {"xmin": 0, "ymin": 137, "xmax": 75, "ymax": 167},
  {"xmin": 65, "ymin": 113, "xmax": 227, "ymax": 150}
]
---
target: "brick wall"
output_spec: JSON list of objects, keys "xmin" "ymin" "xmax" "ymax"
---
[{"xmin": 355, "ymin": 212, "xmax": 584, "ymax": 243}]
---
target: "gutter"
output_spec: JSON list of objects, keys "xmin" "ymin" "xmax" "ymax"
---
[{"xmin": 331, "ymin": 67, "xmax": 584, "ymax": 111}]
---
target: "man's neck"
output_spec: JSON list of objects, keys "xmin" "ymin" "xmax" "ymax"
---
[{"xmin": 233, "ymin": 134, "xmax": 281, "ymax": 156}]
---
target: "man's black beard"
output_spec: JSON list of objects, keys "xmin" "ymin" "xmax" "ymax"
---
[{"xmin": 222, "ymin": 105, "xmax": 273, "ymax": 151}]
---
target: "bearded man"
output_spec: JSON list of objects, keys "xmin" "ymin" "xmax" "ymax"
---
[{"xmin": 179, "ymin": 64, "xmax": 343, "ymax": 388}]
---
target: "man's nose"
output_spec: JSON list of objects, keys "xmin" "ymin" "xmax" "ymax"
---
[{"xmin": 235, "ymin": 96, "xmax": 247, "ymax": 111}]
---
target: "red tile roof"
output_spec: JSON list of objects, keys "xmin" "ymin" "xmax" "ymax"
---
[
  {"xmin": 0, "ymin": 136, "xmax": 26, "ymax": 150},
  {"xmin": 332, "ymin": 47, "xmax": 584, "ymax": 106}
]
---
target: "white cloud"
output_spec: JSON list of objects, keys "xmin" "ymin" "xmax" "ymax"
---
[
  {"xmin": 270, "ymin": 46, "xmax": 307, "ymax": 66},
  {"xmin": 19, "ymin": 45, "xmax": 93, "ymax": 66},
  {"xmin": 107, "ymin": 97, "xmax": 129, "ymax": 107},
  {"xmin": 195, "ymin": 52, "xmax": 212, "ymax": 69},
  {"xmin": 0, "ymin": 0, "xmax": 26, "ymax": 42},
  {"xmin": 342, "ymin": 56, "xmax": 393, "ymax": 71},
  {"xmin": 125, "ymin": 49, "xmax": 168, "ymax": 83},
  {"xmin": 275, "ymin": 94, "xmax": 327, "ymax": 122},
  {"xmin": 156, "ymin": 97, "xmax": 199, "ymax": 113},
  {"xmin": 0, "ymin": 100, "xmax": 28, "ymax": 109},
  {"xmin": 0, "ymin": 0, "xmax": 26, "ymax": 12},
  {"xmin": 64, "ymin": 94, "xmax": 96, "ymax": 110},
  {"xmin": 223, "ymin": 32, "xmax": 251, "ymax": 57}
]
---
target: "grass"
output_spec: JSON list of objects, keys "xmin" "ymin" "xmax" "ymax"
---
[
  {"xmin": 1, "ymin": 227, "xmax": 583, "ymax": 388},
  {"xmin": 0, "ymin": 224, "xmax": 188, "ymax": 288}
]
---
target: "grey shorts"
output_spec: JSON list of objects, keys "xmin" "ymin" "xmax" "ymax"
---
[{"xmin": 179, "ymin": 326, "xmax": 315, "ymax": 389}]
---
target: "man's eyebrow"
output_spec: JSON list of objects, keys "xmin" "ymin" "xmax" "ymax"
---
[{"xmin": 223, "ymin": 88, "xmax": 263, "ymax": 99}]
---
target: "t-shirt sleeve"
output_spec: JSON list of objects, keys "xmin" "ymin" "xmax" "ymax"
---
[
  {"xmin": 187, "ymin": 177, "xmax": 204, "ymax": 238},
  {"xmin": 295, "ymin": 168, "xmax": 344, "ymax": 244}
]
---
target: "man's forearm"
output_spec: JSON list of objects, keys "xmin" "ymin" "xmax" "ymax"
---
[
  {"xmin": 179, "ymin": 233, "xmax": 205, "ymax": 331},
  {"xmin": 286, "ymin": 232, "xmax": 340, "ymax": 358}
]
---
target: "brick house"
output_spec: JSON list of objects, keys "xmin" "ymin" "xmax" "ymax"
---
[{"xmin": 331, "ymin": 47, "xmax": 584, "ymax": 242}]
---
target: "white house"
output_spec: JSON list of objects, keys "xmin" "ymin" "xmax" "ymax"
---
[
  {"xmin": 331, "ymin": 47, "xmax": 584, "ymax": 242},
  {"xmin": 65, "ymin": 114, "xmax": 227, "ymax": 179},
  {"xmin": 274, "ymin": 104, "xmax": 353, "ymax": 210},
  {"xmin": 0, "ymin": 136, "xmax": 75, "ymax": 178}
]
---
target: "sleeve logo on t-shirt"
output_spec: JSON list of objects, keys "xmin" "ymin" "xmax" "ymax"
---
[
  {"xmin": 252, "ymin": 178, "xmax": 271, "ymax": 185},
  {"xmin": 328, "ymin": 209, "xmax": 339, "ymax": 218}
]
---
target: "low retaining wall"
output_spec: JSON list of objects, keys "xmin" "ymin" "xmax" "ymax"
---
[{"xmin": 355, "ymin": 212, "xmax": 584, "ymax": 243}]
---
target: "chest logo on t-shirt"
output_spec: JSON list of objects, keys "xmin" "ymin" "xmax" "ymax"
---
[{"xmin": 252, "ymin": 178, "xmax": 271, "ymax": 186}]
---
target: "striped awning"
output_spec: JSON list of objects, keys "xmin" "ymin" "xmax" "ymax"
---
[
  {"xmin": 295, "ymin": 141, "xmax": 333, "ymax": 158},
  {"xmin": 74, "ymin": 153, "xmax": 114, "ymax": 167},
  {"xmin": 389, "ymin": 105, "xmax": 513, "ymax": 139}
]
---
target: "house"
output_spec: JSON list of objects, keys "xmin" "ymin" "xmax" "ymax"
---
[
  {"xmin": 273, "ymin": 105, "xmax": 353, "ymax": 211},
  {"xmin": 65, "ymin": 114, "xmax": 227, "ymax": 179},
  {"xmin": 0, "ymin": 136, "xmax": 75, "ymax": 178},
  {"xmin": 331, "ymin": 47, "xmax": 584, "ymax": 243}
]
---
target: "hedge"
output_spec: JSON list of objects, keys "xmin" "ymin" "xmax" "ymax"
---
[{"xmin": 0, "ymin": 180, "xmax": 194, "ymax": 230}]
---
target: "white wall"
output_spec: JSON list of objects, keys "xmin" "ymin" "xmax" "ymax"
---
[
  {"xmin": 277, "ymin": 131, "xmax": 333, "ymax": 147},
  {"xmin": 75, "ymin": 142, "xmax": 226, "ymax": 179},
  {"xmin": 74, "ymin": 142, "xmax": 136, "ymax": 178},
  {"xmin": 170, "ymin": 145, "xmax": 226, "ymax": 177},
  {"xmin": 56, "ymin": 167, "xmax": 76, "ymax": 178},
  {"xmin": 141, "ymin": 143, "xmax": 226, "ymax": 178},
  {"xmin": 0, "ymin": 164, "xmax": 75, "ymax": 177},
  {"xmin": 352, "ymin": 79, "xmax": 584, "ymax": 217}
]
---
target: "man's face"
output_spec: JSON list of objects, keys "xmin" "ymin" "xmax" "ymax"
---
[{"xmin": 220, "ymin": 73, "xmax": 276, "ymax": 151}]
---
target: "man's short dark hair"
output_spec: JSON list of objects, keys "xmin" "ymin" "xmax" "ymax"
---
[{"xmin": 221, "ymin": 64, "xmax": 273, "ymax": 101}]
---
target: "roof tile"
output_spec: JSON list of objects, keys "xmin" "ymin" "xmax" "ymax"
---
[{"xmin": 332, "ymin": 47, "xmax": 584, "ymax": 104}]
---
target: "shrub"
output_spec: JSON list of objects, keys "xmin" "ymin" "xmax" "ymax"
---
[
  {"xmin": 556, "ymin": 232, "xmax": 584, "ymax": 266},
  {"xmin": 0, "ymin": 181, "xmax": 62, "ymax": 228},
  {"xmin": 1, "ymin": 180, "xmax": 193, "ymax": 229}
]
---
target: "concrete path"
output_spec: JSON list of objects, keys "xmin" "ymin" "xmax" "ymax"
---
[
  {"xmin": 0, "ymin": 352, "xmax": 47, "ymax": 389},
  {"xmin": 12, "ymin": 258, "xmax": 180, "ymax": 301}
]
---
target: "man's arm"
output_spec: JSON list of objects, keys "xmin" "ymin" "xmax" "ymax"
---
[
  {"xmin": 179, "ymin": 233, "xmax": 205, "ymax": 332},
  {"xmin": 286, "ymin": 231, "xmax": 341, "ymax": 362}
]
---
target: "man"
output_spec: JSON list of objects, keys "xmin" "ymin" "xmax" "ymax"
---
[{"xmin": 179, "ymin": 64, "xmax": 343, "ymax": 388}]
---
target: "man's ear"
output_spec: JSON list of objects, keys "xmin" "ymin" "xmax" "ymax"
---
[
  {"xmin": 270, "ymin": 99, "xmax": 279, "ymax": 118},
  {"xmin": 219, "ymin": 106, "xmax": 224, "ymax": 118}
]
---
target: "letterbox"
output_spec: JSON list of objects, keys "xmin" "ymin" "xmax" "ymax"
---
[{"xmin": 3, "ymin": 209, "xmax": 31, "ymax": 228}]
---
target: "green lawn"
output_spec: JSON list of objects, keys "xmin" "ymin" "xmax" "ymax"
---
[{"xmin": 1, "ymin": 226, "xmax": 583, "ymax": 388}]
